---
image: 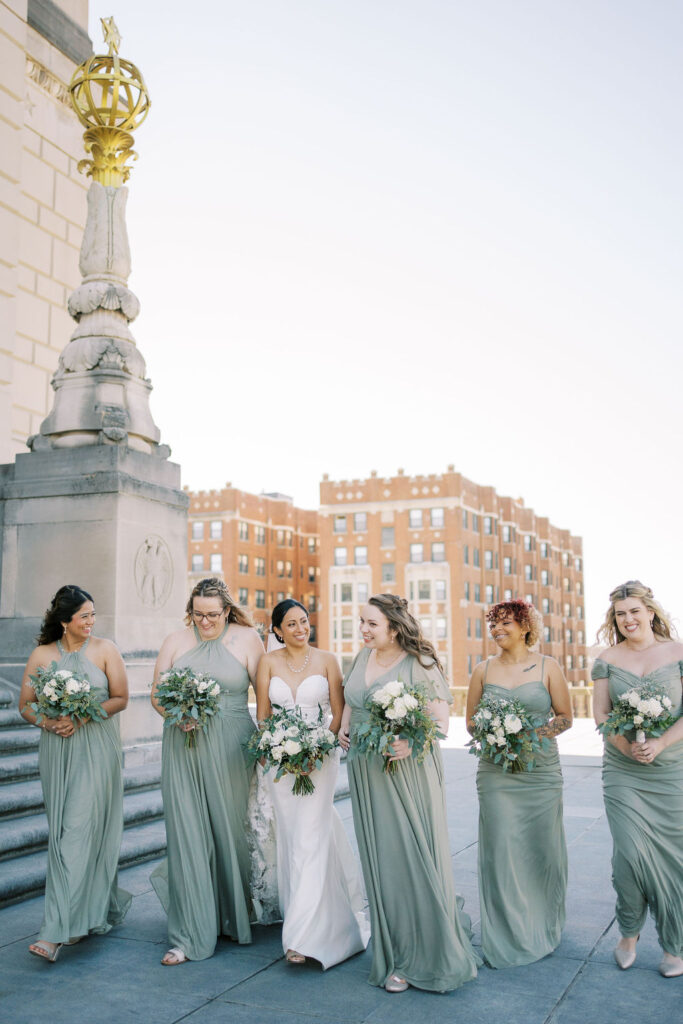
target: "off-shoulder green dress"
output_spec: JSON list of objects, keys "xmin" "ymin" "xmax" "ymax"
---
[
  {"xmin": 591, "ymin": 658, "xmax": 683, "ymax": 955},
  {"xmin": 151, "ymin": 625, "xmax": 256, "ymax": 960},
  {"xmin": 476, "ymin": 657, "xmax": 567, "ymax": 968},
  {"xmin": 344, "ymin": 649, "xmax": 480, "ymax": 993},
  {"xmin": 38, "ymin": 638, "xmax": 131, "ymax": 942}
]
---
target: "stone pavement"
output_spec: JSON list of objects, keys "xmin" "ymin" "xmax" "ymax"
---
[{"xmin": 0, "ymin": 730, "xmax": 679, "ymax": 1024}]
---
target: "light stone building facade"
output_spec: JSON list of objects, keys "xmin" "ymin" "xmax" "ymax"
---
[{"xmin": 0, "ymin": 0, "xmax": 91, "ymax": 464}]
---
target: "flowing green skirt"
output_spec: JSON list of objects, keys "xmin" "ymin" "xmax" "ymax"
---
[
  {"xmin": 348, "ymin": 745, "xmax": 480, "ymax": 992},
  {"xmin": 603, "ymin": 746, "xmax": 683, "ymax": 955},
  {"xmin": 477, "ymin": 753, "xmax": 567, "ymax": 968},
  {"xmin": 151, "ymin": 708, "xmax": 256, "ymax": 960},
  {"xmin": 38, "ymin": 718, "xmax": 131, "ymax": 942}
]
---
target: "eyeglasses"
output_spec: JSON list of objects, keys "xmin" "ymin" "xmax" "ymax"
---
[{"xmin": 192, "ymin": 611, "xmax": 224, "ymax": 622}]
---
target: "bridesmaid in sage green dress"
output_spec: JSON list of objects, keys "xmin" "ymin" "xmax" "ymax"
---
[
  {"xmin": 466, "ymin": 600, "xmax": 572, "ymax": 969},
  {"xmin": 592, "ymin": 580, "xmax": 683, "ymax": 978},
  {"xmin": 151, "ymin": 577, "xmax": 264, "ymax": 964},
  {"xmin": 339, "ymin": 594, "xmax": 480, "ymax": 994},
  {"xmin": 19, "ymin": 585, "xmax": 131, "ymax": 962}
]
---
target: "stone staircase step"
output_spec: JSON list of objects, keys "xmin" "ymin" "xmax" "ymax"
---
[
  {"xmin": 0, "ymin": 728, "xmax": 39, "ymax": 754},
  {"xmin": 0, "ymin": 751, "xmax": 39, "ymax": 784},
  {"xmin": 0, "ymin": 708, "xmax": 27, "ymax": 730},
  {"xmin": 0, "ymin": 762, "xmax": 162, "ymax": 821}
]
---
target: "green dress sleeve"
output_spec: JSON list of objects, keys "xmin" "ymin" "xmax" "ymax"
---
[
  {"xmin": 409, "ymin": 656, "xmax": 453, "ymax": 704},
  {"xmin": 342, "ymin": 649, "xmax": 364, "ymax": 689},
  {"xmin": 591, "ymin": 659, "xmax": 609, "ymax": 681}
]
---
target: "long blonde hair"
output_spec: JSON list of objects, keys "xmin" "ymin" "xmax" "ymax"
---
[
  {"xmin": 185, "ymin": 577, "xmax": 253, "ymax": 628},
  {"xmin": 597, "ymin": 580, "xmax": 676, "ymax": 646},
  {"xmin": 368, "ymin": 593, "xmax": 443, "ymax": 671}
]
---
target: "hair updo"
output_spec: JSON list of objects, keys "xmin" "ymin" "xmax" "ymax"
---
[
  {"xmin": 367, "ymin": 593, "xmax": 443, "ymax": 671},
  {"xmin": 36, "ymin": 585, "xmax": 94, "ymax": 646},
  {"xmin": 597, "ymin": 580, "xmax": 675, "ymax": 646},
  {"xmin": 270, "ymin": 599, "xmax": 308, "ymax": 642},
  {"xmin": 486, "ymin": 600, "xmax": 543, "ymax": 648},
  {"xmin": 184, "ymin": 577, "xmax": 253, "ymax": 628}
]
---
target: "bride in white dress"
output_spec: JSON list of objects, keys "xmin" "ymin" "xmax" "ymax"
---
[{"xmin": 255, "ymin": 599, "xmax": 369, "ymax": 968}]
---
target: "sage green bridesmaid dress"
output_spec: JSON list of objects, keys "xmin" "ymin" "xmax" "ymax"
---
[
  {"xmin": 476, "ymin": 657, "xmax": 567, "ymax": 968},
  {"xmin": 38, "ymin": 638, "xmax": 131, "ymax": 942},
  {"xmin": 151, "ymin": 624, "xmax": 256, "ymax": 960},
  {"xmin": 591, "ymin": 659, "xmax": 683, "ymax": 956},
  {"xmin": 344, "ymin": 648, "xmax": 480, "ymax": 993}
]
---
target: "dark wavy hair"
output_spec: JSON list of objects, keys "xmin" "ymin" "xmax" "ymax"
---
[
  {"xmin": 36, "ymin": 585, "xmax": 94, "ymax": 646},
  {"xmin": 368, "ymin": 593, "xmax": 443, "ymax": 671},
  {"xmin": 184, "ymin": 577, "xmax": 253, "ymax": 628},
  {"xmin": 271, "ymin": 599, "xmax": 308, "ymax": 643}
]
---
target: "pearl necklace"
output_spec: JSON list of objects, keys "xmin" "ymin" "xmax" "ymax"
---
[{"xmin": 286, "ymin": 648, "xmax": 311, "ymax": 674}]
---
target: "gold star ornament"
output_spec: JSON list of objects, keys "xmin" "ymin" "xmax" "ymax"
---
[{"xmin": 101, "ymin": 16, "xmax": 121, "ymax": 56}]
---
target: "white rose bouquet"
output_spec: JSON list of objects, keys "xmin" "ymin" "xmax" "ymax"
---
[
  {"xmin": 353, "ymin": 679, "xmax": 444, "ymax": 775},
  {"xmin": 248, "ymin": 704, "xmax": 338, "ymax": 796},
  {"xmin": 467, "ymin": 693, "xmax": 549, "ymax": 773},
  {"xmin": 155, "ymin": 667, "xmax": 221, "ymax": 749},
  {"xmin": 28, "ymin": 661, "xmax": 107, "ymax": 727},
  {"xmin": 598, "ymin": 682, "xmax": 675, "ymax": 745}
]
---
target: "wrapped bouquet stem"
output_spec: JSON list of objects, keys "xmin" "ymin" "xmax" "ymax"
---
[{"xmin": 353, "ymin": 679, "xmax": 444, "ymax": 775}]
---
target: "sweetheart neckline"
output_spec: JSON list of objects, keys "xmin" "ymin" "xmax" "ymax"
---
[
  {"xmin": 270, "ymin": 674, "xmax": 328, "ymax": 703},
  {"xmin": 484, "ymin": 680, "xmax": 547, "ymax": 694}
]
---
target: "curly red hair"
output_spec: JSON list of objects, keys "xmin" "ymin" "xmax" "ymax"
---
[{"xmin": 486, "ymin": 600, "xmax": 542, "ymax": 648}]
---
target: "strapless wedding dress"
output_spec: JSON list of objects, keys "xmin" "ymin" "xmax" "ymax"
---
[{"xmin": 264, "ymin": 674, "xmax": 369, "ymax": 968}]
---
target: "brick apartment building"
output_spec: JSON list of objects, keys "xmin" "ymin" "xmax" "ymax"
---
[
  {"xmin": 318, "ymin": 467, "xmax": 586, "ymax": 686},
  {"xmin": 186, "ymin": 485, "xmax": 319, "ymax": 640}
]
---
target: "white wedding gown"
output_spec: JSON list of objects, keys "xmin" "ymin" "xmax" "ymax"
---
[{"xmin": 264, "ymin": 674, "xmax": 370, "ymax": 968}]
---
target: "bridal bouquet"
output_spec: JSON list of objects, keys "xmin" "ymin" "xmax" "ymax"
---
[
  {"xmin": 155, "ymin": 667, "xmax": 221, "ymax": 748},
  {"xmin": 28, "ymin": 661, "xmax": 107, "ymax": 727},
  {"xmin": 598, "ymin": 682, "xmax": 675, "ymax": 745},
  {"xmin": 353, "ymin": 679, "xmax": 444, "ymax": 775},
  {"xmin": 467, "ymin": 693, "xmax": 549, "ymax": 773},
  {"xmin": 248, "ymin": 704, "xmax": 337, "ymax": 796}
]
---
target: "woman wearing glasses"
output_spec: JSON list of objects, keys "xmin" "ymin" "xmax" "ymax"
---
[{"xmin": 150, "ymin": 577, "xmax": 264, "ymax": 964}]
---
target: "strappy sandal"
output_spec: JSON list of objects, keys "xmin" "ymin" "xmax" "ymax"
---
[
  {"xmin": 161, "ymin": 947, "xmax": 188, "ymax": 965},
  {"xmin": 286, "ymin": 949, "xmax": 306, "ymax": 964},
  {"xmin": 384, "ymin": 973, "xmax": 408, "ymax": 993},
  {"xmin": 29, "ymin": 941, "xmax": 62, "ymax": 962}
]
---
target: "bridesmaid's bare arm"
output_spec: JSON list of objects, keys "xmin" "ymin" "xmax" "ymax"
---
[
  {"xmin": 593, "ymin": 677, "xmax": 637, "ymax": 760},
  {"xmin": 99, "ymin": 639, "xmax": 128, "ymax": 718},
  {"xmin": 465, "ymin": 662, "xmax": 486, "ymax": 735},
  {"xmin": 255, "ymin": 654, "xmax": 273, "ymax": 723},
  {"xmin": 537, "ymin": 658, "xmax": 572, "ymax": 738}
]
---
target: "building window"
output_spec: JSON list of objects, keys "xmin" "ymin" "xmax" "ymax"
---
[
  {"xmin": 431, "ymin": 542, "xmax": 445, "ymax": 562},
  {"xmin": 467, "ymin": 654, "xmax": 472, "ymax": 674},
  {"xmin": 484, "ymin": 516, "xmax": 493, "ymax": 535},
  {"xmin": 357, "ymin": 583, "xmax": 368, "ymax": 604},
  {"xmin": 286, "ymin": 530, "xmax": 293, "ymax": 547},
  {"xmin": 566, "ymin": 629, "xmax": 573, "ymax": 643},
  {"xmin": 409, "ymin": 509, "xmax": 423, "ymax": 528},
  {"xmin": 276, "ymin": 529, "xmax": 285, "ymax": 546},
  {"xmin": 276, "ymin": 560, "xmax": 285, "ymax": 577},
  {"xmin": 255, "ymin": 525, "xmax": 265, "ymax": 544},
  {"xmin": 475, "ymin": 618, "xmax": 482, "ymax": 639},
  {"xmin": 341, "ymin": 618, "xmax": 353, "ymax": 639},
  {"xmin": 334, "ymin": 515, "xmax": 347, "ymax": 534},
  {"xmin": 473, "ymin": 547, "xmax": 480, "ymax": 568},
  {"xmin": 504, "ymin": 588, "xmax": 512, "ymax": 601},
  {"xmin": 341, "ymin": 583, "xmax": 353, "ymax": 603},
  {"xmin": 210, "ymin": 553, "xmax": 222, "ymax": 573},
  {"xmin": 418, "ymin": 580, "xmax": 430, "ymax": 600},
  {"xmin": 381, "ymin": 526, "xmax": 395, "ymax": 548},
  {"xmin": 575, "ymin": 557, "xmax": 582, "ymax": 572},
  {"xmin": 354, "ymin": 546, "xmax": 368, "ymax": 566},
  {"xmin": 410, "ymin": 544, "xmax": 423, "ymax": 563},
  {"xmin": 431, "ymin": 508, "xmax": 444, "ymax": 528},
  {"xmin": 382, "ymin": 562, "xmax": 395, "ymax": 582},
  {"xmin": 467, "ymin": 618, "xmax": 471, "ymax": 638},
  {"xmin": 463, "ymin": 544, "xmax": 469, "ymax": 565},
  {"xmin": 306, "ymin": 567, "xmax": 315, "ymax": 583},
  {"xmin": 524, "ymin": 564, "xmax": 533, "ymax": 582},
  {"xmin": 503, "ymin": 556, "xmax": 512, "ymax": 575},
  {"xmin": 285, "ymin": 561, "xmax": 292, "ymax": 577},
  {"xmin": 502, "ymin": 525, "xmax": 512, "ymax": 543},
  {"xmin": 523, "ymin": 535, "xmax": 532, "ymax": 552},
  {"xmin": 577, "ymin": 605, "xmax": 583, "ymax": 619},
  {"xmin": 485, "ymin": 584, "xmax": 494, "ymax": 604},
  {"xmin": 277, "ymin": 591, "xmax": 285, "ymax": 603},
  {"xmin": 464, "ymin": 581, "xmax": 470, "ymax": 601},
  {"xmin": 472, "ymin": 513, "xmax": 479, "ymax": 532},
  {"xmin": 578, "ymin": 654, "xmax": 585, "ymax": 669},
  {"xmin": 435, "ymin": 580, "xmax": 446, "ymax": 601},
  {"xmin": 543, "ymin": 626, "xmax": 551, "ymax": 643},
  {"xmin": 541, "ymin": 569, "xmax": 550, "ymax": 586},
  {"xmin": 578, "ymin": 630, "xmax": 584, "ymax": 645},
  {"xmin": 485, "ymin": 550, "xmax": 494, "ymax": 570},
  {"xmin": 255, "ymin": 589, "xmax": 265, "ymax": 609},
  {"xmin": 255, "ymin": 557, "xmax": 266, "ymax": 576},
  {"xmin": 419, "ymin": 616, "xmax": 432, "ymax": 636},
  {"xmin": 354, "ymin": 512, "xmax": 367, "ymax": 532},
  {"xmin": 334, "ymin": 547, "xmax": 347, "ymax": 566},
  {"xmin": 474, "ymin": 583, "xmax": 481, "ymax": 602},
  {"xmin": 564, "ymin": 602, "xmax": 572, "ymax": 617},
  {"xmin": 191, "ymin": 554, "xmax": 204, "ymax": 572},
  {"xmin": 238, "ymin": 554, "xmax": 248, "ymax": 574},
  {"xmin": 307, "ymin": 596, "xmax": 316, "ymax": 612},
  {"xmin": 238, "ymin": 587, "xmax": 248, "ymax": 605},
  {"xmin": 237, "ymin": 521, "xmax": 248, "ymax": 541},
  {"xmin": 308, "ymin": 537, "xmax": 316, "ymax": 553},
  {"xmin": 566, "ymin": 654, "xmax": 574, "ymax": 670},
  {"xmin": 562, "ymin": 552, "xmax": 569, "ymax": 566},
  {"xmin": 540, "ymin": 542, "xmax": 549, "ymax": 558},
  {"xmin": 191, "ymin": 521, "xmax": 204, "ymax": 540},
  {"xmin": 542, "ymin": 598, "xmax": 550, "ymax": 614},
  {"xmin": 462, "ymin": 509, "xmax": 469, "ymax": 529}
]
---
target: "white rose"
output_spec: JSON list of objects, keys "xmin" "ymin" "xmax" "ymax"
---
[
  {"xmin": 482, "ymin": 709, "xmax": 492, "ymax": 720},
  {"xmin": 271, "ymin": 729, "xmax": 285, "ymax": 745},
  {"xmin": 391, "ymin": 698, "xmax": 408, "ymax": 720},
  {"xmin": 385, "ymin": 706, "xmax": 400, "ymax": 721},
  {"xmin": 283, "ymin": 739, "xmax": 301, "ymax": 756},
  {"xmin": 403, "ymin": 694, "xmax": 419, "ymax": 710},
  {"xmin": 626, "ymin": 691, "xmax": 641, "ymax": 708},
  {"xmin": 492, "ymin": 716, "xmax": 501, "ymax": 728},
  {"xmin": 210, "ymin": 684, "xmax": 220, "ymax": 697},
  {"xmin": 504, "ymin": 714, "xmax": 523, "ymax": 734},
  {"xmin": 49, "ymin": 695, "xmax": 58, "ymax": 703},
  {"xmin": 285, "ymin": 726, "xmax": 299, "ymax": 738},
  {"xmin": 495, "ymin": 730, "xmax": 506, "ymax": 746},
  {"xmin": 65, "ymin": 679, "xmax": 81, "ymax": 694},
  {"xmin": 486, "ymin": 733, "xmax": 497, "ymax": 744},
  {"xmin": 384, "ymin": 681, "xmax": 403, "ymax": 698},
  {"xmin": 81, "ymin": 681, "xmax": 90, "ymax": 692},
  {"xmin": 259, "ymin": 730, "xmax": 273, "ymax": 748},
  {"xmin": 648, "ymin": 699, "xmax": 663, "ymax": 717},
  {"xmin": 636, "ymin": 700, "xmax": 649, "ymax": 714},
  {"xmin": 54, "ymin": 670, "xmax": 73, "ymax": 680},
  {"xmin": 632, "ymin": 715, "xmax": 643, "ymax": 726},
  {"xmin": 43, "ymin": 683, "xmax": 56, "ymax": 698},
  {"xmin": 197, "ymin": 680, "xmax": 209, "ymax": 693},
  {"xmin": 271, "ymin": 745, "xmax": 285, "ymax": 761},
  {"xmin": 662, "ymin": 696, "xmax": 672, "ymax": 708}
]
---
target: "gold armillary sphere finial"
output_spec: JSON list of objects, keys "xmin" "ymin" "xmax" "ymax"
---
[{"xmin": 69, "ymin": 18, "xmax": 151, "ymax": 187}]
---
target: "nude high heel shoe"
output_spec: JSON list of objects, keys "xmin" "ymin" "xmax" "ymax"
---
[{"xmin": 614, "ymin": 935, "xmax": 639, "ymax": 970}]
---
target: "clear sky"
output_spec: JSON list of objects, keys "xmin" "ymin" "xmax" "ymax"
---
[{"xmin": 88, "ymin": 1, "xmax": 683, "ymax": 640}]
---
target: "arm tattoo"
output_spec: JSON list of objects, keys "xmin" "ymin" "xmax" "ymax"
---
[{"xmin": 538, "ymin": 714, "xmax": 572, "ymax": 738}]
